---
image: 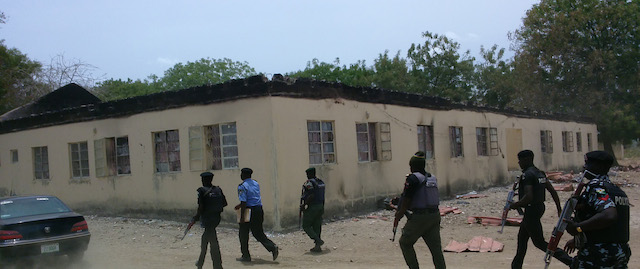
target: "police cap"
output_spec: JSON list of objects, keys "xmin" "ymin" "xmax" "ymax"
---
[
  {"xmin": 585, "ymin": 151, "xmax": 614, "ymax": 168},
  {"xmin": 200, "ymin": 172, "xmax": 214, "ymax": 178}
]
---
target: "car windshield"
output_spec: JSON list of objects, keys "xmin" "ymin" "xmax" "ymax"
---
[{"xmin": 0, "ymin": 197, "xmax": 71, "ymax": 219}]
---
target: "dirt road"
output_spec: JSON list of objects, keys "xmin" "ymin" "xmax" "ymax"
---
[{"xmin": 22, "ymin": 163, "xmax": 640, "ymax": 269}]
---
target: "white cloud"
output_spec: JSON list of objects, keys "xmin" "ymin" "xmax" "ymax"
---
[{"xmin": 156, "ymin": 57, "xmax": 177, "ymax": 66}]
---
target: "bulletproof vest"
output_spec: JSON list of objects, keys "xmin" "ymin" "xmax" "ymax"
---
[
  {"xmin": 518, "ymin": 167, "xmax": 546, "ymax": 205},
  {"xmin": 409, "ymin": 172, "xmax": 440, "ymax": 209},
  {"xmin": 309, "ymin": 178, "xmax": 326, "ymax": 205},
  {"xmin": 199, "ymin": 186, "xmax": 226, "ymax": 215},
  {"xmin": 581, "ymin": 180, "xmax": 630, "ymax": 243}
]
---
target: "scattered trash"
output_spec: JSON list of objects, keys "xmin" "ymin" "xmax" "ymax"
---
[{"xmin": 444, "ymin": 236, "xmax": 504, "ymax": 253}]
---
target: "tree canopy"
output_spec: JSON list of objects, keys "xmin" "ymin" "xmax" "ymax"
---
[{"xmin": 510, "ymin": 0, "xmax": 640, "ymax": 158}]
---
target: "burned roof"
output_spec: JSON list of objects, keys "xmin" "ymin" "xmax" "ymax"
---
[
  {"xmin": 0, "ymin": 75, "xmax": 593, "ymax": 134},
  {"xmin": 0, "ymin": 83, "xmax": 101, "ymax": 122}
]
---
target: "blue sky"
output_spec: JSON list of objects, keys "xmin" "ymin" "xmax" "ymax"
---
[{"xmin": 1, "ymin": 0, "xmax": 539, "ymax": 82}]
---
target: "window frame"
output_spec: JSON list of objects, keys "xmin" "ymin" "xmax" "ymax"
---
[
  {"xmin": 587, "ymin": 133, "xmax": 593, "ymax": 151},
  {"xmin": 540, "ymin": 130, "xmax": 553, "ymax": 153},
  {"xmin": 10, "ymin": 149, "xmax": 18, "ymax": 163},
  {"xmin": 449, "ymin": 126, "xmax": 464, "ymax": 158},
  {"xmin": 153, "ymin": 129, "xmax": 181, "ymax": 173},
  {"xmin": 417, "ymin": 125, "xmax": 435, "ymax": 159},
  {"xmin": 562, "ymin": 131, "xmax": 574, "ymax": 152},
  {"xmin": 32, "ymin": 146, "xmax": 49, "ymax": 180},
  {"xmin": 576, "ymin": 132, "xmax": 582, "ymax": 152},
  {"xmin": 356, "ymin": 122, "xmax": 392, "ymax": 162},
  {"xmin": 69, "ymin": 141, "xmax": 90, "ymax": 179},
  {"xmin": 307, "ymin": 120, "xmax": 336, "ymax": 165}
]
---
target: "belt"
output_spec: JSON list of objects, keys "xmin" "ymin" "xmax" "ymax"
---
[{"xmin": 411, "ymin": 208, "xmax": 438, "ymax": 214}]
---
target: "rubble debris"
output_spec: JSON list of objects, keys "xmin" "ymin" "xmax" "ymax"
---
[
  {"xmin": 456, "ymin": 194, "xmax": 488, "ymax": 199},
  {"xmin": 553, "ymin": 183, "xmax": 574, "ymax": 191},
  {"xmin": 440, "ymin": 206, "xmax": 462, "ymax": 216},
  {"xmin": 546, "ymin": 171, "xmax": 577, "ymax": 183},
  {"xmin": 444, "ymin": 236, "xmax": 504, "ymax": 253}
]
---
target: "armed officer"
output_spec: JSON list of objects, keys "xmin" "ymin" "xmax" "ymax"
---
[
  {"xmin": 301, "ymin": 167, "xmax": 326, "ymax": 252},
  {"xmin": 564, "ymin": 151, "xmax": 631, "ymax": 268},
  {"xmin": 192, "ymin": 172, "xmax": 227, "ymax": 269},
  {"xmin": 395, "ymin": 151, "xmax": 446, "ymax": 269},
  {"xmin": 509, "ymin": 150, "xmax": 572, "ymax": 268}
]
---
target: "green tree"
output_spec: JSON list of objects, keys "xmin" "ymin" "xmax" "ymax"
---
[
  {"xmin": 0, "ymin": 40, "xmax": 43, "ymax": 114},
  {"xmin": 160, "ymin": 58, "xmax": 257, "ymax": 91},
  {"xmin": 371, "ymin": 50, "xmax": 409, "ymax": 91},
  {"xmin": 288, "ymin": 58, "xmax": 375, "ymax": 88},
  {"xmin": 473, "ymin": 45, "xmax": 516, "ymax": 108},
  {"xmin": 406, "ymin": 31, "xmax": 476, "ymax": 102},
  {"xmin": 93, "ymin": 76, "xmax": 160, "ymax": 101},
  {"xmin": 511, "ymin": 0, "xmax": 640, "ymax": 160}
]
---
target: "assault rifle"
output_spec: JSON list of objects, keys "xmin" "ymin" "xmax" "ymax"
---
[
  {"xmin": 391, "ymin": 217, "xmax": 399, "ymax": 242},
  {"xmin": 299, "ymin": 187, "xmax": 304, "ymax": 230},
  {"xmin": 499, "ymin": 179, "xmax": 522, "ymax": 234},
  {"xmin": 543, "ymin": 173, "xmax": 588, "ymax": 269}
]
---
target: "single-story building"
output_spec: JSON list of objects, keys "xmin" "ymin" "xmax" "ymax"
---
[{"xmin": 0, "ymin": 75, "xmax": 596, "ymax": 230}]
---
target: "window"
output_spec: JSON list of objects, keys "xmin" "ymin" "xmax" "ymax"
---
[
  {"xmin": 70, "ymin": 142, "xmax": 90, "ymax": 178},
  {"xmin": 94, "ymin": 136, "xmax": 131, "ymax": 177},
  {"xmin": 307, "ymin": 121, "xmax": 336, "ymax": 165},
  {"xmin": 356, "ymin": 122, "xmax": 392, "ymax": 162},
  {"xmin": 417, "ymin": 125, "xmax": 434, "ymax": 159},
  {"xmin": 476, "ymin": 127, "xmax": 499, "ymax": 156},
  {"xmin": 154, "ymin": 130, "xmax": 181, "ymax": 172},
  {"xmin": 587, "ymin": 133, "xmax": 593, "ymax": 151},
  {"xmin": 576, "ymin": 132, "xmax": 582, "ymax": 152},
  {"xmin": 10, "ymin": 150, "xmax": 18, "ymax": 163},
  {"xmin": 33, "ymin": 146, "xmax": 49, "ymax": 180},
  {"xmin": 449, "ymin": 126, "xmax": 463, "ymax": 157},
  {"xmin": 540, "ymin": 130, "xmax": 553, "ymax": 153},
  {"xmin": 189, "ymin": 123, "xmax": 239, "ymax": 170},
  {"xmin": 562, "ymin": 131, "xmax": 574, "ymax": 152}
]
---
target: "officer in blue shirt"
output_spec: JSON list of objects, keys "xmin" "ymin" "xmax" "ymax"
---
[{"xmin": 234, "ymin": 168, "xmax": 279, "ymax": 262}]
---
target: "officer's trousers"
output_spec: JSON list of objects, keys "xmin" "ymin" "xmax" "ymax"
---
[
  {"xmin": 197, "ymin": 216, "xmax": 222, "ymax": 269},
  {"xmin": 239, "ymin": 206, "xmax": 277, "ymax": 258},
  {"xmin": 512, "ymin": 203, "xmax": 573, "ymax": 269},
  {"xmin": 302, "ymin": 204, "xmax": 324, "ymax": 242},
  {"xmin": 399, "ymin": 210, "xmax": 446, "ymax": 269}
]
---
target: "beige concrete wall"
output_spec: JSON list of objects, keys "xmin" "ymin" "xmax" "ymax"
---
[{"xmin": 0, "ymin": 95, "xmax": 597, "ymax": 230}]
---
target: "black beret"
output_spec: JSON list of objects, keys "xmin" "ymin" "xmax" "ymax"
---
[
  {"xmin": 585, "ymin": 151, "xmax": 614, "ymax": 167},
  {"xmin": 517, "ymin": 150, "xmax": 534, "ymax": 159},
  {"xmin": 200, "ymin": 172, "xmax": 214, "ymax": 178},
  {"xmin": 305, "ymin": 167, "xmax": 316, "ymax": 174}
]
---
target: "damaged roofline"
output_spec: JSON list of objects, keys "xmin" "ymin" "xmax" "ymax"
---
[{"xmin": 0, "ymin": 75, "xmax": 594, "ymax": 134}]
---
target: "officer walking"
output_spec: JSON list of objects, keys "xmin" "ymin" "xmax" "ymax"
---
[
  {"xmin": 395, "ymin": 151, "xmax": 446, "ymax": 269},
  {"xmin": 234, "ymin": 168, "xmax": 279, "ymax": 262},
  {"xmin": 509, "ymin": 150, "xmax": 572, "ymax": 268},
  {"xmin": 192, "ymin": 172, "xmax": 227, "ymax": 269},
  {"xmin": 301, "ymin": 167, "xmax": 326, "ymax": 252},
  {"xmin": 564, "ymin": 151, "xmax": 631, "ymax": 268}
]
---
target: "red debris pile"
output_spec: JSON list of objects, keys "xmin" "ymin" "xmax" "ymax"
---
[
  {"xmin": 467, "ymin": 216, "xmax": 522, "ymax": 226},
  {"xmin": 440, "ymin": 206, "xmax": 462, "ymax": 216},
  {"xmin": 444, "ymin": 236, "xmax": 504, "ymax": 253},
  {"xmin": 547, "ymin": 171, "xmax": 577, "ymax": 183},
  {"xmin": 618, "ymin": 165, "xmax": 640, "ymax": 172},
  {"xmin": 553, "ymin": 183, "xmax": 574, "ymax": 192}
]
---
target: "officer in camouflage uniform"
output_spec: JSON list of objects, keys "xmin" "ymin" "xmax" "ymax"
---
[
  {"xmin": 564, "ymin": 151, "xmax": 631, "ymax": 268},
  {"xmin": 395, "ymin": 151, "xmax": 446, "ymax": 269},
  {"xmin": 301, "ymin": 167, "xmax": 326, "ymax": 252},
  {"xmin": 192, "ymin": 172, "xmax": 227, "ymax": 269}
]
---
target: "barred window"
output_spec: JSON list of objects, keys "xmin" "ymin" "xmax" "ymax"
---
[
  {"xmin": 307, "ymin": 121, "xmax": 336, "ymax": 165},
  {"xmin": 576, "ymin": 132, "xmax": 582, "ymax": 152},
  {"xmin": 33, "ymin": 146, "xmax": 49, "ymax": 180},
  {"xmin": 562, "ymin": 131, "xmax": 574, "ymax": 152},
  {"xmin": 417, "ymin": 125, "xmax": 434, "ymax": 159},
  {"xmin": 449, "ymin": 126, "xmax": 463, "ymax": 157},
  {"xmin": 154, "ymin": 130, "xmax": 181, "ymax": 172},
  {"xmin": 70, "ymin": 142, "xmax": 90, "ymax": 178},
  {"xmin": 541, "ymin": 130, "xmax": 553, "ymax": 153},
  {"xmin": 356, "ymin": 122, "xmax": 392, "ymax": 162}
]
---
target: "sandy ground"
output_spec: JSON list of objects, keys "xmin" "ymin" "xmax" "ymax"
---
[{"xmin": 17, "ymin": 159, "xmax": 640, "ymax": 269}]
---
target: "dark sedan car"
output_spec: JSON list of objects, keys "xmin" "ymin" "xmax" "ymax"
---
[{"xmin": 0, "ymin": 195, "xmax": 90, "ymax": 264}]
